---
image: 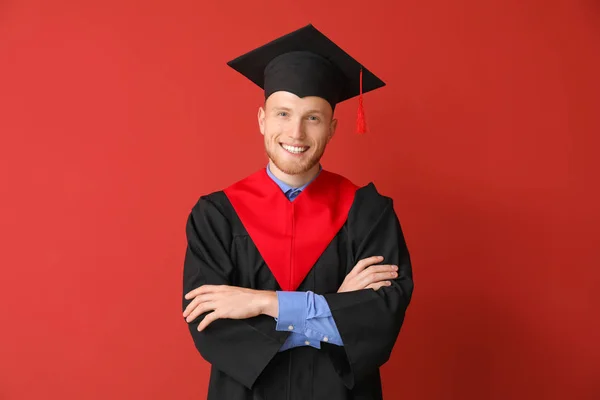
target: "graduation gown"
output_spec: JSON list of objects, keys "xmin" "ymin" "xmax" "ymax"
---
[{"xmin": 182, "ymin": 168, "xmax": 414, "ymax": 400}]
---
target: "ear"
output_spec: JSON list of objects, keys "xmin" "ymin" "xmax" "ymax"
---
[
  {"xmin": 328, "ymin": 118, "xmax": 338, "ymax": 142},
  {"xmin": 258, "ymin": 105, "xmax": 266, "ymax": 136}
]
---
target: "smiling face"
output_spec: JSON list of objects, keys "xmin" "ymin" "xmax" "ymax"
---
[{"xmin": 258, "ymin": 91, "xmax": 337, "ymax": 178}]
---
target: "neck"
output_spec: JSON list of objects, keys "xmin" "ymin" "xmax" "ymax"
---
[{"xmin": 268, "ymin": 161, "xmax": 320, "ymax": 188}]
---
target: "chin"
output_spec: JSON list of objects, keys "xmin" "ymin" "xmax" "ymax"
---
[
  {"xmin": 274, "ymin": 159, "xmax": 315, "ymax": 175},
  {"xmin": 270, "ymin": 151, "xmax": 319, "ymax": 176}
]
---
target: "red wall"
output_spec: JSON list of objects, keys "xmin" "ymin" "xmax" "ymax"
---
[{"xmin": 1, "ymin": 1, "xmax": 598, "ymax": 399}]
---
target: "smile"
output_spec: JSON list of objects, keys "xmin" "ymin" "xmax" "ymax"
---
[{"xmin": 280, "ymin": 144, "xmax": 309, "ymax": 154}]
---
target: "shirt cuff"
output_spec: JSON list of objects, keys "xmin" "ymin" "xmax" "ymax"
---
[
  {"xmin": 275, "ymin": 291, "xmax": 307, "ymax": 333},
  {"xmin": 279, "ymin": 332, "xmax": 322, "ymax": 352}
]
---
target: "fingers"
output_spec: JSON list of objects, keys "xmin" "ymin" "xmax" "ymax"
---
[
  {"xmin": 368, "ymin": 270, "xmax": 398, "ymax": 284},
  {"xmin": 185, "ymin": 300, "xmax": 216, "ymax": 323},
  {"xmin": 366, "ymin": 281, "xmax": 392, "ymax": 291},
  {"xmin": 184, "ymin": 284, "xmax": 226, "ymax": 300},
  {"xmin": 350, "ymin": 256, "xmax": 384, "ymax": 276},
  {"xmin": 363, "ymin": 264, "xmax": 398, "ymax": 274},
  {"xmin": 183, "ymin": 293, "xmax": 214, "ymax": 317},
  {"xmin": 357, "ymin": 264, "xmax": 397, "ymax": 280},
  {"xmin": 357, "ymin": 265, "xmax": 398, "ymax": 288},
  {"xmin": 198, "ymin": 311, "xmax": 219, "ymax": 331}
]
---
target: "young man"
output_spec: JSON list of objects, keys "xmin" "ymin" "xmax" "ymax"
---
[{"xmin": 182, "ymin": 24, "xmax": 414, "ymax": 400}]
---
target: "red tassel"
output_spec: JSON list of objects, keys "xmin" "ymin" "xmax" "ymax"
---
[{"xmin": 356, "ymin": 67, "xmax": 367, "ymax": 134}]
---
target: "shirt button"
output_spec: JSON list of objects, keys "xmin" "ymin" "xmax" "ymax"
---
[
  {"xmin": 304, "ymin": 340, "xmax": 310, "ymax": 345},
  {"xmin": 288, "ymin": 325, "xmax": 294, "ymax": 330},
  {"xmin": 323, "ymin": 336, "xmax": 329, "ymax": 342}
]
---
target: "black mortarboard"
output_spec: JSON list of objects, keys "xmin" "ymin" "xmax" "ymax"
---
[{"xmin": 227, "ymin": 24, "xmax": 385, "ymax": 133}]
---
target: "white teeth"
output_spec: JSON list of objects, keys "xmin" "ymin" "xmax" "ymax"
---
[{"xmin": 281, "ymin": 144, "xmax": 308, "ymax": 154}]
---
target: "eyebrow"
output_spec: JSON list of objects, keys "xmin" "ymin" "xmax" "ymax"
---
[
  {"xmin": 272, "ymin": 107, "xmax": 325, "ymax": 115},
  {"xmin": 305, "ymin": 109, "xmax": 325, "ymax": 115}
]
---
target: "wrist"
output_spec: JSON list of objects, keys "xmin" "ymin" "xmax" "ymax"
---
[{"xmin": 259, "ymin": 291, "xmax": 279, "ymax": 318}]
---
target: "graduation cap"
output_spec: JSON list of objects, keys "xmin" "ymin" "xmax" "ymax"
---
[{"xmin": 227, "ymin": 24, "xmax": 385, "ymax": 134}]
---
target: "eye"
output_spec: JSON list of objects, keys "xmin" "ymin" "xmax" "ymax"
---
[
  {"xmin": 277, "ymin": 111, "xmax": 289, "ymax": 117},
  {"xmin": 307, "ymin": 115, "xmax": 320, "ymax": 122}
]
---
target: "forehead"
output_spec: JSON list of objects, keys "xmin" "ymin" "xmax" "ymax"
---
[{"xmin": 266, "ymin": 91, "xmax": 332, "ymax": 114}]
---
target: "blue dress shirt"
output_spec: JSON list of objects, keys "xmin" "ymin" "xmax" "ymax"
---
[{"xmin": 265, "ymin": 165, "xmax": 344, "ymax": 351}]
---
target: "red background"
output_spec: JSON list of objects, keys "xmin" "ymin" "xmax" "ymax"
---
[{"xmin": 1, "ymin": 1, "xmax": 598, "ymax": 399}]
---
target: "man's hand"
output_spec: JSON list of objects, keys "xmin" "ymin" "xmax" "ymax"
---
[
  {"xmin": 337, "ymin": 256, "xmax": 398, "ymax": 293},
  {"xmin": 183, "ymin": 285, "xmax": 278, "ymax": 331}
]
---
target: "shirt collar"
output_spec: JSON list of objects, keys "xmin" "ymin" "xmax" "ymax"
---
[{"xmin": 266, "ymin": 164, "xmax": 322, "ymax": 196}]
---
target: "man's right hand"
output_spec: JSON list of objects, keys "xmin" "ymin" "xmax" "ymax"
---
[{"xmin": 337, "ymin": 256, "xmax": 398, "ymax": 293}]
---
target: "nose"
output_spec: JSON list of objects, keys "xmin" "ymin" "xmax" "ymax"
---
[{"xmin": 288, "ymin": 118, "xmax": 305, "ymax": 140}]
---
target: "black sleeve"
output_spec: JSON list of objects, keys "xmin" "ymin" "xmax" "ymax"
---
[
  {"xmin": 322, "ymin": 189, "xmax": 414, "ymax": 389},
  {"xmin": 182, "ymin": 196, "xmax": 289, "ymax": 390}
]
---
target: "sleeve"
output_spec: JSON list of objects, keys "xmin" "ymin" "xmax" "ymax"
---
[
  {"xmin": 276, "ymin": 291, "xmax": 344, "ymax": 346},
  {"xmin": 322, "ymin": 197, "xmax": 414, "ymax": 389},
  {"xmin": 182, "ymin": 196, "xmax": 290, "ymax": 390}
]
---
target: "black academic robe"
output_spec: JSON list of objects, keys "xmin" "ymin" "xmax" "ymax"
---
[{"xmin": 182, "ymin": 169, "xmax": 414, "ymax": 400}]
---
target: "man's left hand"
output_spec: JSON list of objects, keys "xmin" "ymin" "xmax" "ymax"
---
[{"xmin": 183, "ymin": 285, "xmax": 277, "ymax": 331}]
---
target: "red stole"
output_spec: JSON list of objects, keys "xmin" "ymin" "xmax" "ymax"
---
[{"xmin": 224, "ymin": 168, "xmax": 358, "ymax": 291}]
